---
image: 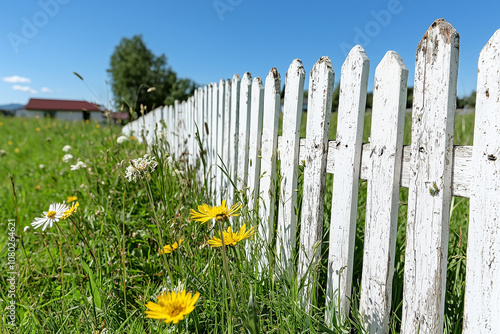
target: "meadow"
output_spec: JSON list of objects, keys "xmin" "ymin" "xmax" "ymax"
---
[{"xmin": 0, "ymin": 111, "xmax": 474, "ymax": 333}]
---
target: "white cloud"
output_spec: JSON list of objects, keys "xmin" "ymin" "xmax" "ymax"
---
[
  {"xmin": 3, "ymin": 75, "xmax": 31, "ymax": 83},
  {"xmin": 41, "ymin": 87, "xmax": 52, "ymax": 93},
  {"xmin": 12, "ymin": 85, "xmax": 37, "ymax": 94}
]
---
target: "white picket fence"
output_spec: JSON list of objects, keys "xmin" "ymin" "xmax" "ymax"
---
[{"xmin": 123, "ymin": 19, "xmax": 500, "ymax": 334}]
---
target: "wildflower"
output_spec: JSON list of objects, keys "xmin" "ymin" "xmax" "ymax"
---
[
  {"xmin": 125, "ymin": 154, "xmax": 158, "ymax": 182},
  {"xmin": 190, "ymin": 200, "xmax": 241, "ymax": 224},
  {"xmin": 36, "ymin": 127, "xmax": 40, "ymax": 132},
  {"xmin": 35, "ymin": 185, "xmax": 41, "ymax": 190},
  {"xmin": 39, "ymin": 164, "xmax": 45, "ymax": 169},
  {"xmin": 14, "ymin": 148, "xmax": 19, "ymax": 153},
  {"xmin": 130, "ymin": 135, "xmax": 138, "ymax": 141},
  {"xmin": 0, "ymin": 122, "xmax": 3, "ymax": 126},
  {"xmin": 159, "ymin": 239, "xmax": 183, "ymax": 254},
  {"xmin": 145, "ymin": 289, "xmax": 200, "ymax": 325},
  {"xmin": 35, "ymin": 115, "xmax": 39, "ymax": 119},
  {"xmin": 62, "ymin": 154, "xmax": 73, "ymax": 162},
  {"xmin": 62, "ymin": 145, "xmax": 71, "ymax": 152},
  {"xmin": 71, "ymin": 161, "xmax": 87, "ymax": 171},
  {"xmin": 0, "ymin": 150, "xmax": 6, "ymax": 156},
  {"xmin": 61, "ymin": 202, "xmax": 79, "ymax": 219},
  {"xmin": 8, "ymin": 140, "xmax": 13, "ymax": 145},
  {"xmin": 85, "ymin": 119, "xmax": 89, "ymax": 124},
  {"xmin": 96, "ymin": 124, "xmax": 100, "ymax": 129},
  {"xmin": 116, "ymin": 135, "xmax": 129, "ymax": 144},
  {"xmin": 208, "ymin": 224, "xmax": 256, "ymax": 247},
  {"xmin": 31, "ymin": 203, "xmax": 69, "ymax": 231},
  {"xmin": 67, "ymin": 196, "xmax": 78, "ymax": 203}
]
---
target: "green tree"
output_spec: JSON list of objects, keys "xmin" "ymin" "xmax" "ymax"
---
[{"xmin": 108, "ymin": 35, "xmax": 195, "ymax": 117}]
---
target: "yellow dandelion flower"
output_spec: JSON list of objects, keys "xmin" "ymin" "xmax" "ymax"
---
[
  {"xmin": 145, "ymin": 289, "xmax": 200, "ymax": 325},
  {"xmin": 67, "ymin": 196, "xmax": 78, "ymax": 203},
  {"xmin": 36, "ymin": 127, "xmax": 41, "ymax": 132},
  {"xmin": 35, "ymin": 185, "xmax": 41, "ymax": 191},
  {"xmin": 35, "ymin": 115, "xmax": 39, "ymax": 119},
  {"xmin": 130, "ymin": 135, "xmax": 138, "ymax": 141},
  {"xmin": 96, "ymin": 123, "xmax": 100, "ymax": 128},
  {"xmin": 14, "ymin": 147, "xmax": 19, "ymax": 153},
  {"xmin": 208, "ymin": 224, "xmax": 255, "ymax": 248},
  {"xmin": 8, "ymin": 140, "xmax": 13, "ymax": 145},
  {"xmin": 190, "ymin": 200, "xmax": 241, "ymax": 224},
  {"xmin": 0, "ymin": 122, "xmax": 3, "ymax": 126},
  {"xmin": 159, "ymin": 239, "xmax": 183, "ymax": 254},
  {"xmin": 61, "ymin": 202, "xmax": 79, "ymax": 220},
  {"xmin": 85, "ymin": 119, "xmax": 89, "ymax": 124}
]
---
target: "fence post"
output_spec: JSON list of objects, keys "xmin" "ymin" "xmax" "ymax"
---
[
  {"xmin": 236, "ymin": 73, "xmax": 252, "ymax": 200},
  {"xmin": 359, "ymin": 51, "xmax": 408, "ymax": 333},
  {"xmin": 401, "ymin": 19, "xmax": 459, "ymax": 334},
  {"xmin": 326, "ymin": 45, "xmax": 369, "ymax": 325},
  {"xmin": 257, "ymin": 68, "xmax": 281, "ymax": 272},
  {"xmin": 222, "ymin": 79, "xmax": 232, "ymax": 199},
  {"xmin": 463, "ymin": 29, "xmax": 500, "ymax": 334},
  {"xmin": 297, "ymin": 56, "xmax": 335, "ymax": 307},
  {"xmin": 247, "ymin": 77, "xmax": 264, "ymax": 211},
  {"xmin": 277, "ymin": 59, "xmax": 305, "ymax": 275},
  {"xmin": 228, "ymin": 75, "xmax": 241, "ymax": 205}
]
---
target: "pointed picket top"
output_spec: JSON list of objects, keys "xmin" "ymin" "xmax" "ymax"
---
[
  {"xmin": 463, "ymin": 29, "xmax": 500, "ymax": 334},
  {"xmin": 359, "ymin": 51, "xmax": 408, "ymax": 334},
  {"xmin": 228, "ymin": 74, "xmax": 241, "ymax": 204},
  {"xmin": 258, "ymin": 68, "xmax": 281, "ymax": 271},
  {"xmin": 277, "ymin": 59, "xmax": 305, "ymax": 274},
  {"xmin": 326, "ymin": 45, "xmax": 369, "ymax": 325},
  {"xmin": 298, "ymin": 56, "xmax": 335, "ymax": 307},
  {"xmin": 247, "ymin": 77, "xmax": 264, "ymax": 211},
  {"xmin": 402, "ymin": 19, "xmax": 459, "ymax": 334},
  {"xmin": 236, "ymin": 72, "xmax": 252, "ymax": 196}
]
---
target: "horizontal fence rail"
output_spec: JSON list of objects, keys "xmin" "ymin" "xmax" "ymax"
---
[{"xmin": 122, "ymin": 19, "xmax": 500, "ymax": 334}]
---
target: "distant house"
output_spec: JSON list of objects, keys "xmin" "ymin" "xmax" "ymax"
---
[{"xmin": 22, "ymin": 98, "xmax": 104, "ymax": 121}]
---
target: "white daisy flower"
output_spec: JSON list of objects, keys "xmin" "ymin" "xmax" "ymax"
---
[
  {"xmin": 31, "ymin": 203, "xmax": 69, "ymax": 231},
  {"xmin": 125, "ymin": 153, "xmax": 158, "ymax": 182},
  {"xmin": 62, "ymin": 145, "xmax": 71, "ymax": 152},
  {"xmin": 39, "ymin": 164, "xmax": 45, "ymax": 169},
  {"xmin": 62, "ymin": 154, "xmax": 73, "ymax": 163},
  {"xmin": 71, "ymin": 161, "xmax": 87, "ymax": 171},
  {"xmin": 116, "ymin": 135, "xmax": 129, "ymax": 144}
]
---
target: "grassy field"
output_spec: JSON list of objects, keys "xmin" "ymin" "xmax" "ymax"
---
[{"xmin": 0, "ymin": 111, "xmax": 474, "ymax": 333}]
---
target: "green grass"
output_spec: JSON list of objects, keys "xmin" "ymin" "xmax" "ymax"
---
[{"xmin": 0, "ymin": 112, "xmax": 474, "ymax": 333}]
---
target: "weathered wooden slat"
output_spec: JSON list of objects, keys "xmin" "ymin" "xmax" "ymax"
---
[
  {"xmin": 257, "ymin": 68, "xmax": 281, "ymax": 271},
  {"xmin": 212, "ymin": 83, "xmax": 219, "ymax": 198},
  {"xmin": 326, "ymin": 45, "xmax": 369, "ymax": 325},
  {"xmin": 359, "ymin": 51, "xmax": 408, "ymax": 334},
  {"xmin": 174, "ymin": 100, "xmax": 180, "ymax": 157},
  {"xmin": 228, "ymin": 75, "xmax": 241, "ymax": 205},
  {"xmin": 216, "ymin": 79, "xmax": 226, "ymax": 202},
  {"xmin": 247, "ymin": 77, "xmax": 264, "ymax": 211},
  {"xmin": 401, "ymin": 19, "xmax": 459, "ymax": 334},
  {"xmin": 277, "ymin": 59, "xmax": 305, "ymax": 274},
  {"xmin": 281, "ymin": 140, "xmax": 473, "ymax": 198},
  {"xmin": 463, "ymin": 29, "xmax": 500, "ymax": 334},
  {"xmin": 222, "ymin": 79, "xmax": 232, "ymax": 198},
  {"xmin": 297, "ymin": 57, "xmax": 335, "ymax": 307},
  {"xmin": 236, "ymin": 73, "xmax": 252, "ymax": 197}
]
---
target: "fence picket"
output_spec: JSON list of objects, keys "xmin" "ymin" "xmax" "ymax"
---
[
  {"xmin": 228, "ymin": 75, "xmax": 241, "ymax": 205},
  {"xmin": 222, "ymin": 79, "xmax": 232, "ymax": 199},
  {"xmin": 257, "ymin": 68, "xmax": 281, "ymax": 271},
  {"xmin": 326, "ymin": 45, "xmax": 369, "ymax": 324},
  {"xmin": 463, "ymin": 29, "xmax": 500, "ymax": 334},
  {"xmin": 297, "ymin": 57, "xmax": 335, "ymax": 307},
  {"xmin": 247, "ymin": 77, "xmax": 264, "ymax": 211},
  {"xmin": 401, "ymin": 19, "xmax": 459, "ymax": 334},
  {"xmin": 216, "ymin": 80, "xmax": 225, "ymax": 202},
  {"xmin": 236, "ymin": 73, "xmax": 252, "ymax": 199},
  {"xmin": 277, "ymin": 59, "xmax": 305, "ymax": 274},
  {"xmin": 359, "ymin": 51, "xmax": 408, "ymax": 333}
]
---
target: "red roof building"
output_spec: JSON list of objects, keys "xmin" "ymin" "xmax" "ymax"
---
[{"xmin": 22, "ymin": 98, "xmax": 104, "ymax": 121}]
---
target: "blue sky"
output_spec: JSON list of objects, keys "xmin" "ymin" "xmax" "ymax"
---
[{"xmin": 1, "ymin": 0, "xmax": 499, "ymax": 106}]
